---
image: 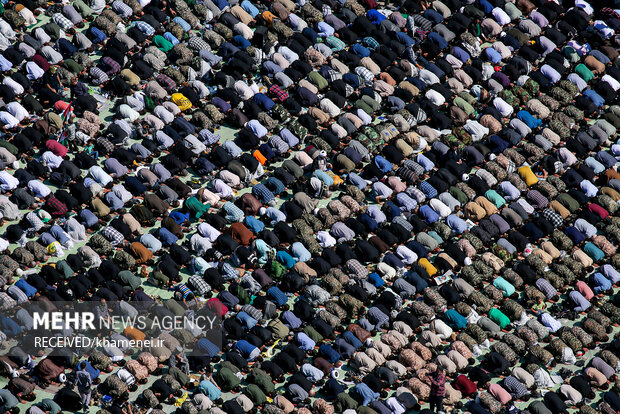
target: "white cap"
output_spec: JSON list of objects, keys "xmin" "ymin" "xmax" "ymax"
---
[
  {"xmin": 462, "ymin": 174, "xmax": 470, "ymax": 181},
  {"xmin": 59, "ymin": 373, "xmax": 67, "ymax": 383},
  {"xmin": 259, "ymin": 207, "xmax": 266, "ymax": 215},
  {"xmin": 464, "ymin": 257, "xmax": 472, "ymax": 266}
]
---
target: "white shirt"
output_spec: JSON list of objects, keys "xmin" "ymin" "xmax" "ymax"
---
[
  {"xmin": 385, "ymin": 397, "xmax": 406, "ymax": 414},
  {"xmin": 316, "ymin": 231, "xmax": 336, "ymax": 248},
  {"xmin": 28, "ymin": 180, "xmax": 51, "ymax": 198},
  {"xmin": 278, "ymin": 46, "xmax": 299, "ymax": 64},
  {"xmin": 396, "ymin": 245, "xmax": 418, "ymax": 264},
  {"xmin": 89, "ymin": 166, "xmax": 113, "ymax": 186},
  {"xmin": 357, "ymin": 108, "xmax": 372, "ymax": 125},
  {"xmin": 574, "ymin": 0, "xmax": 593, "ymax": 14},
  {"xmin": 534, "ymin": 368, "xmax": 560, "ymax": 388},
  {"xmin": 234, "ymin": 80, "xmax": 254, "ymax": 100},
  {"xmin": 0, "ymin": 19, "xmax": 15, "ymax": 39},
  {"xmin": 431, "ymin": 319, "xmax": 453, "ymax": 338},
  {"xmin": 153, "ymin": 105, "xmax": 174, "ymax": 124},
  {"xmin": 540, "ymin": 312, "xmax": 562, "ymax": 333},
  {"xmin": 2, "ymin": 77, "xmax": 24, "ymax": 95},
  {"xmin": 116, "ymin": 368, "xmax": 136, "ymax": 385},
  {"xmin": 0, "ymin": 111, "xmax": 18, "ymax": 128},
  {"xmin": 198, "ymin": 223, "xmax": 221, "ymax": 242},
  {"xmin": 492, "ymin": 7, "xmax": 510, "ymax": 25},
  {"xmin": 112, "ymin": 184, "xmax": 132, "ymax": 203},
  {"xmin": 430, "ymin": 198, "xmax": 452, "ymax": 217},
  {"xmin": 0, "ymin": 171, "xmax": 18, "ymax": 190},
  {"xmin": 425, "ymin": 89, "xmax": 445, "ymax": 106},
  {"xmin": 493, "ymin": 97, "xmax": 513, "ymax": 117},
  {"xmin": 602, "ymin": 74, "xmax": 620, "ymax": 91},
  {"xmin": 42, "ymin": 151, "xmax": 63, "ymax": 169},
  {"xmin": 7, "ymin": 102, "xmax": 28, "ymax": 122},
  {"xmin": 247, "ymin": 120, "xmax": 267, "ymax": 138},
  {"xmin": 213, "ymin": 178, "xmax": 233, "ymax": 198}
]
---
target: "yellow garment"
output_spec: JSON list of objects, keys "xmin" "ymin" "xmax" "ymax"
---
[
  {"xmin": 174, "ymin": 392, "xmax": 188, "ymax": 406},
  {"xmin": 171, "ymin": 93, "xmax": 192, "ymax": 111},
  {"xmin": 518, "ymin": 165, "xmax": 538, "ymax": 187},
  {"xmin": 418, "ymin": 258, "xmax": 437, "ymax": 277}
]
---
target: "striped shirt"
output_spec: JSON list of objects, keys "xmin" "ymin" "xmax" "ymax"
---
[{"xmin": 173, "ymin": 283, "xmax": 194, "ymax": 299}]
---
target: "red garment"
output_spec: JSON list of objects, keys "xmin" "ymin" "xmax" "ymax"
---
[
  {"xmin": 588, "ymin": 203, "xmax": 609, "ymax": 219},
  {"xmin": 45, "ymin": 197, "xmax": 68, "ymax": 217},
  {"xmin": 33, "ymin": 54, "xmax": 51, "ymax": 72},
  {"xmin": 269, "ymin": 85, "xmax": 289, "ymax": 102},
  {"xmin": 207, "ymin": 298, "xmax": 228, "ymax": 317},
  {"xmin": 454, "ymin": 375, "xmax": 477, "ymax": 396},
  {"xmin": 46, "ymin": 139, "xmax": 68, "ymax": 157}
]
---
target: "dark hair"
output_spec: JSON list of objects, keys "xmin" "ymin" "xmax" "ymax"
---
[{"xmin": 80, "ymin": 361, "xmax": 87, "ymax": 370}]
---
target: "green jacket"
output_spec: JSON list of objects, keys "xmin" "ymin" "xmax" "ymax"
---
[{"xmin": 488, "ymin": 308, "xmax": 511, "ymax": 329}]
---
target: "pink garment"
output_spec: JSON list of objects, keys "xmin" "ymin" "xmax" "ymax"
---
[
  {"xmin": 488, "ymin": 383, "xmax": 512, "ymax": 404},
  {"xmin": 45, "ymin": 139, "xmax": 68, "ymax": 157},
  {"xmin": 576, "ymin": 281, "xmax": 594, "ymax": 300}
]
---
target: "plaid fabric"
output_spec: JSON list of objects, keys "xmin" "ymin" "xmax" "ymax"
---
[
  {"xmin": 223, "ymin": 202, "xmax": 244, "ymax": 222},
  {"xmin": 503, "ymin": 376, "xmax": 528, "ymax": 399},
  {"xmin": 220, "ymin": 262, "xmax": 239, "ymax": 280},
  {"xmin": 543, "ymin": 208, "xmax": 563, "ymax": 227},
  {"xmin": 325, "ymin": 35, "xmax": 345, "ymax": 51},
  {"xmin": 476, "ymin": 169, "xmax": 497, "ymax": 187},
  {"xmin": 157, "ymin": 74, "xmax": 177, "ymax": 91},
  {"xmin": 527, "ymin": 190, "xmax": 549, "ymax": 209},
  {"xmin": 189, "ymin": 36, "xmax": 210, "ymax": 51},
  {"xmin": 269, "ymin": 85, "xmax": 289, "ymax": 102},
  {"xmin": 112, "ymin": 1, "xmax": 133, "ymax": 18},
  {"xmin": 102, "ymin": 226, "xmax": 125, "ymax": 245},
  {"xmin": 52, "ymin": 13, "xmax": 73, "ymax": 30},
  {"xmin": 0, "ymin": 292, "xmax": 17, "ymax": 311},
  {"xmin": 90, "ymin": 66, "xmax": 109, "ymax": 84},
  {"xmin": 102, "ymin": 56, "xmax": 121, "ymax": 75},
  {"xmin": 355, "ymin": 66, "xmax": 374, "ymax": 84},
  {"xmin": 324, "ymin": 69, "xmax": 342, "ymax": 83},
  {"xmin": 346, "ymin": 259, "xmax": 367, "ymax": 278},
  {"xmin": 407, "ymin": 186, "xmax": 426, "ymax": 203},
  {"xmin": 252, "ymin": 183, "xmax": 274, "ymax": 203},
  {"xmin": 396, "ymin": 192, "xmax": 418, "ymax": 211},
  {"xmin": 199, "ymin": 129, "xmax": 221, "ymax": 146},
  {"xmin": 45, "ymin": 197, "xmax": 68, "ymax": 217},
  {"xmin": 10, "ymin": 377, "xmax": 36, "ymax": 395},
  {"xmin": 268, "ymin": 135, "xmax": 289, "ymax": 154},
  {"xmin": 26, "ymin": 211, "xmax": 44, "ymax": 232},
  {"xmin": 419, "ymin": 180, "xmax": 438, "ymax": 198},
  {"xmin": 132, "ymin": 20, "xmax": 155, "ymax": 36},
  {"xmin": 363, "ymin": 36, "xmax": 380, "ymax": 50},
  {"xmin": 188, "ymin": 274, "xmax": 211, "ymax": 295},
  {"xmin": 535, "ymin": 278, "xmax": 558, "ymax": 300},
  {"xmin": 96, "ymin": 137, "xmax": 115, "ymax": 154},
  {"xmin": 393, "ymin": 215, "xmax": 413, "ymax": 232}
]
